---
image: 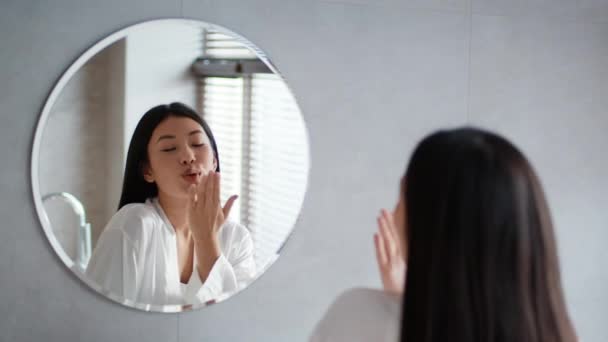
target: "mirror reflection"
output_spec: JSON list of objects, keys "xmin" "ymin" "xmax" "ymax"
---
[{"xmin": 34, "ymin": 19, "xmax": 309, "ymax": 311}]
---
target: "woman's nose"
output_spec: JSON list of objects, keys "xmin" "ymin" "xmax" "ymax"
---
[{"xmin": 180, "ymin": 147, "xmax": 195, "ymax": 165}]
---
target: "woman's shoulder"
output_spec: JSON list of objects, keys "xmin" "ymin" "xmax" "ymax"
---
[
  {"xmin": 310, "ymin": 287, "xmax": 401, "ymax": 342},
  {"xmin": 330, "ymin": 287, "xmax": 401, "ymax": 317},
  {"xmin": 104, "ymin": 201, "xmax": 162, "ymax": 241}
]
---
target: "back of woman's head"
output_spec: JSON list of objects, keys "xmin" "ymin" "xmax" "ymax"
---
[
  {"xmin": 401, "ymin": 127, "xmax": 576, "ymax": 342},
  {"xmin": 117, "ymin": 102, "xmax": 220, "ymax": 210}
]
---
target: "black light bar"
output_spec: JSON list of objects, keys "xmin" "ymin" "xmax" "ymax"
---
[{"xmin": 191, "ymin": 58, "xmax": 273, "ymax": 78}]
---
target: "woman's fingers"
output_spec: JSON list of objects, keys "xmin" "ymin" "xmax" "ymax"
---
[
  {"xmin": 374, "ymin": 232, "xmax": 387, "ymax": 266},
  {"xmin": 191, "ymin": 172, "xmax": 235, "ymax": 232},
  {"xmin": 201, "ymin": 171, "xmax": 219, "ymax": 210},
  {"xmin": 381, "ymin": 209, "xmax": 400, "ymax": 254},
  {"xmin": 197, "ymin": 172, "xmax": 219, "ymax": 209},
  {"xmin": 212, "ymin": 172, "xmax": 220, "ymax": 208},
  {"xmin": 378, "ymin": 212, "xmax": 397, "ymax": 259},
  {"xmin": 381, "ymin": 209, "xmax": 395, "ymax": 237},
  {"xmin": 376, "ymin": 216, "xmax": 390, "ymax": 263},
  {"xmin": 197, "ymin": 172, "xmax": 209, "ymax": 205},
  {"xmin": 222, "ymin": 195, "xmax": 238, "ymax": 219},
  {"xmin": 386, "ymin": 209, "xmax": 404, "ymax": 256},
  {"xmin": 375, "ymin": 208, "xmax": 407, "ymax": 296},
  {"xmin": 187, "ymin": 184, "xmax": 197, "ymax": 209},
  {"xmin": 188, "ymin": 183, "xmax": 196, "ymax": 199}
]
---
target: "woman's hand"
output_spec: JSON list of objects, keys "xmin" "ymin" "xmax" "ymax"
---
[
  {"xmin": 187, "ymin": 171, "xmax": 237, "ymax": 242},
  {"xmin": 188, "ymin": 171, "xmax": 238, "ymax": 283},
  {"xmin": 374, "ymin": 209, "xmax": 406, "ymax": 296}
]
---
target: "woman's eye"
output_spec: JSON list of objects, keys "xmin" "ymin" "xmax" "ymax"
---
[
  {"xmin": 161, "ymin": 147, "xmax": 176, "ymax": 152},
  {"xmin": 192, "ymin": 143, "xmax": 205, "ymax": 148}
]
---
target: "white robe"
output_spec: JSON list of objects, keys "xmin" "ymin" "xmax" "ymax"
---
[
  {"xmin": 309, "ymin": 288, "xmax": 402, "ymax": 342},
  {"xmin": 85, "ymin": 197, "xmax": 256, "ymax": 308}
]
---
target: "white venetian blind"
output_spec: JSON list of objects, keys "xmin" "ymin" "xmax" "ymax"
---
[
  {"xmin": 198, "ymin": 76, "xmax": 244, "ymax": 224},
  {"xmin": 202, "ymin": 30, "xmax": 256, "ymax": 58},
  {"xmin": 248, "ymin": 74, "xmax": 308, "ymax": 268},
  {"xmin": 197, "ymin": 28, "xmax": 309, "ymax": 269}
]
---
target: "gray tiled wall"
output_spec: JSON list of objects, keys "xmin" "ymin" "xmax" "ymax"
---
[{"xmin": 1, "ymin": 1, "xmax": 606, "ymax": 341}]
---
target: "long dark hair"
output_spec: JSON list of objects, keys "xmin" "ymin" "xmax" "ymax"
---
[
  {"xmin": 400, "ymin": 127, "xmax": 576, "ymax": 342},
  {"xmin": 117, "ymin": 102, "xmax": 220, "ymax": 210}
]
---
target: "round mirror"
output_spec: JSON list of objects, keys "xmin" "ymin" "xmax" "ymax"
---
[{"xmin": 31, "ymin": 19, "xmax": 309, "ymax": 312}]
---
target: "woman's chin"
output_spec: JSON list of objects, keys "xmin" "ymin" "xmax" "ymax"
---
[{"xmin": 158, "ymin": 187, "xmax": 192, "ymax": 201}]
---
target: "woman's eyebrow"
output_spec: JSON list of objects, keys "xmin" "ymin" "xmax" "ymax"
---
[
  {"xmin": 156, "ymin": 130, "xmax": 202, "ymax": 143},
  {"xmin": 156, "ymin": 135, "xmax": 175, "ymax": 142}
]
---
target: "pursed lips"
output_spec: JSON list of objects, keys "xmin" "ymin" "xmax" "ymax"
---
[{"xmin": 182, "ymin": 169, "xmax": 202, "ymax": 183}]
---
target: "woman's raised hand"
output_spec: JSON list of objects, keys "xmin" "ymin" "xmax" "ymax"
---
[
  {"xmin": 187, "ymin": 171, "xmax": 238, "ymax": 242},
  {"xmin": 374, "ymin": 209, "xmax": 406, "ymax": 296}
]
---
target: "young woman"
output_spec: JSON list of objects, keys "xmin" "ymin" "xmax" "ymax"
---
[
  {"xmin": 310, "ymin": 127, "xmax": 577, "ymax": 342},
  {"xmin": 86, "ymin": 102, "xmax": 256, "ymax": 307}
]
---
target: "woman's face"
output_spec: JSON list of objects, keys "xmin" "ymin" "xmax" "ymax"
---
[
  {"xmin": 393, "ymin": 177, "xmax": 408, "ymax": 260},
  {"xmin": 143, "ymin": 116, "xmax": 216, "ymax": 199}
]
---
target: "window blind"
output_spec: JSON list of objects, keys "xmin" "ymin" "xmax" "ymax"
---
[{"xmin": 197, "ymin": 29, "xmax": 309, "ymax": 268}]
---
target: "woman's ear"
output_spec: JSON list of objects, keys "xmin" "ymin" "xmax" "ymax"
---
[
  {"xmin": 213, "ymin": 157, "xmax": 218, "ymax": 171},
  {"xmin": 142, "ymin": 163, "xmax": 155, "ymax": 183}
]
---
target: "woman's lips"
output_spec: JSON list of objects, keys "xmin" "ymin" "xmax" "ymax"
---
[{"xmin": 182, "ymin": 172, "xmax": 201, "ymax": 184}]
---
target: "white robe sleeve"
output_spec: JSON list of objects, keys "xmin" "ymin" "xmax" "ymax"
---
[
  {"xmin": 185, "ymin": 254, "xmax": 237, "ymax": 304},
  {"xmin": 230, "ymin": 226, "xmax": 257, "ymax": 290},
  {"xmin": 85, "ymin": 228, "xmax": 141, "ymax": 303},
  {"xmin": 185, "ymin": 224, "xmax": 257, "ymax": 304}
]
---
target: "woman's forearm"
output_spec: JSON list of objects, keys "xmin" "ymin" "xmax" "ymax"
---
[{"xmin": 193, "ymin": 235, "xmax": 221, "ymax": 283}]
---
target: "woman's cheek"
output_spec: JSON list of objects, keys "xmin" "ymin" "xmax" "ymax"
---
[{"xmin": 201, "ymin": 151, "xmax": 213, "ymax": 167}]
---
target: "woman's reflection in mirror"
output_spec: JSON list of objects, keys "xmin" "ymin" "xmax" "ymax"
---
[{"xmin": 86, "ymin": 102, "xmax": 256, "ymax": 307}]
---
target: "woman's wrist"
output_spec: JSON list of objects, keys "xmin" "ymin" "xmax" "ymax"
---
[
  {"xmin": 194, "ymin": 237, "xmax": 221, "ymax": 283},
  {"xmin": 191, "ymin": 224, "xmax": 218, "ymax": 243},
  {"xmin": 193, "ymin": 231, "xmax": 220, "ymax": 251}
]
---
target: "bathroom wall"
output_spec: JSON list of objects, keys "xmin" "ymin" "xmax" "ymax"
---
[
  {"xmin": 38, "ymin": 21, "xmax": 201, "ymax": 252},
  {"xmin": 1, "ymin": 1, "xmax": 607, "ymax": 341},
  {"xmin": 123, "ymin": 20, "xmax": 200, "ymax": 152},
  {"xmin": 39, "ymin": 38, "xmax": 124, "ymax": 250}
]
